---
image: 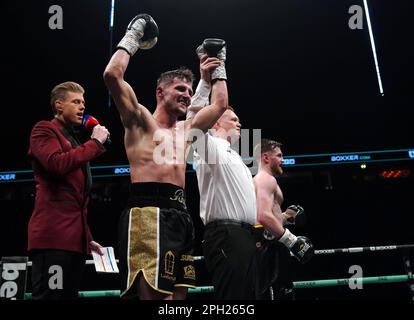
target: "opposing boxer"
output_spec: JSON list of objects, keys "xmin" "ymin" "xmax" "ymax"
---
[
  {"xmin": 253, "ymin": 139, "xmax": 314, "ymax": 299},
  {"xmin": 103, "ymin": 14, "xmax": 228, "ymax": 300}
]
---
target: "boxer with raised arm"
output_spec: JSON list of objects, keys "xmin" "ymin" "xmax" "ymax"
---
[{"xmin": 103, "ymin": 14, "xmax": 228, "ymax": 300}]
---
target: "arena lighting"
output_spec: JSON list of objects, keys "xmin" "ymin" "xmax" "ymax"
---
[
  {"xmin": 110, "ymin": 0, "xmax": 115, "ymax": 29},
  {"xmin": 107, "ymin": 0, "xmax": 116, "ymax": 109},
  {"xmin": 363, "ymin": 0, "xmax": 384, "ymax": 96},
  {"xmin": 379, "ymin": 169, "xmax": 411, "ymax": 179}
]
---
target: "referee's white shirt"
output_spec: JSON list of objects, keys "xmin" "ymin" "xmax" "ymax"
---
[{"xmin": 193, "ymin": 134, "xmax": 257, "ymax": 226}]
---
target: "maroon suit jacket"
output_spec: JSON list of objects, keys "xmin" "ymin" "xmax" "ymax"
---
[{"xmin": 28, "ymin": 118, "xmax": 106, "ymax": 253}]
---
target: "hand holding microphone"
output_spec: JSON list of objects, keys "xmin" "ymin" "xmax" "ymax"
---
[
  {"xmin": 83, "ymin": 115, "xmax": 111, "ymax": 145},
  {"xmin": 92, "ymin": 125, "xmax": 111, "ymax": 145}
]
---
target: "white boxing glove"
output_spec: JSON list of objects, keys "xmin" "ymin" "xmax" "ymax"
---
[
  {"xmin": 278, "ymin": 228, "xmax": 314, "ymax": 264},
  {"xmin": 117, "ymin": 14, "xmax": 159, "ymax": 56},
  {"xmin": 196, "ymin": 38, "xmax": 227, "ymax": 81}
]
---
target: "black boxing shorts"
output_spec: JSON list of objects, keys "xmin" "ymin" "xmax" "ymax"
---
[{"xmin": 118, "ymin": 182, "xmax": 196, "ymax": 297}]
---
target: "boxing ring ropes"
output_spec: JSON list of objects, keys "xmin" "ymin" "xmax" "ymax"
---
[{"xmin": 18, "ymin": 243, "xmax": 414, "ymax": 300}]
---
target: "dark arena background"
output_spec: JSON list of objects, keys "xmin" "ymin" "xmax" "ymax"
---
[{"xmin": 1, "ymin": 0, "xmax": 413, "ymax": 306}]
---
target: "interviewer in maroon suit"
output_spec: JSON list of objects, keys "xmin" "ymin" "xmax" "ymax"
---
[{"xmin": 28, "ymin": 81, "xmax": 110, "ymax": 299}]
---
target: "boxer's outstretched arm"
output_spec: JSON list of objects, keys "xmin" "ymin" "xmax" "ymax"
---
[
  {"xmin": 103, "ymin": 14, "xmax": 158, "ymax": 129},
  {"xmin": 190, "ymin": 39, "xmax": 228, "ymax": 132}
]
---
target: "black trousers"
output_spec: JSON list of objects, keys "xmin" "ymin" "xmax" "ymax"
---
[
  {"xmin": 255, "ymin": 241, "xmax": 295, "ymax": 300},
  {"xmin": 30, "ymin": 249, "xmax": 85, "ymax": 300},
  {"xmin": 203, "ymin": 220, "xmax": 257, "ymax": 300}
]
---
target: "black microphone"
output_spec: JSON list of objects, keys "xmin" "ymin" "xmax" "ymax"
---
[{"xmin": 82, "ymin": 115, "xmax": 111, "ymax": 145}]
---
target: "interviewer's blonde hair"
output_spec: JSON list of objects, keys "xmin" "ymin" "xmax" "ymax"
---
[{"xmin": 50, "ymin": 81, "xmax": 84, "ymax": 115}]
